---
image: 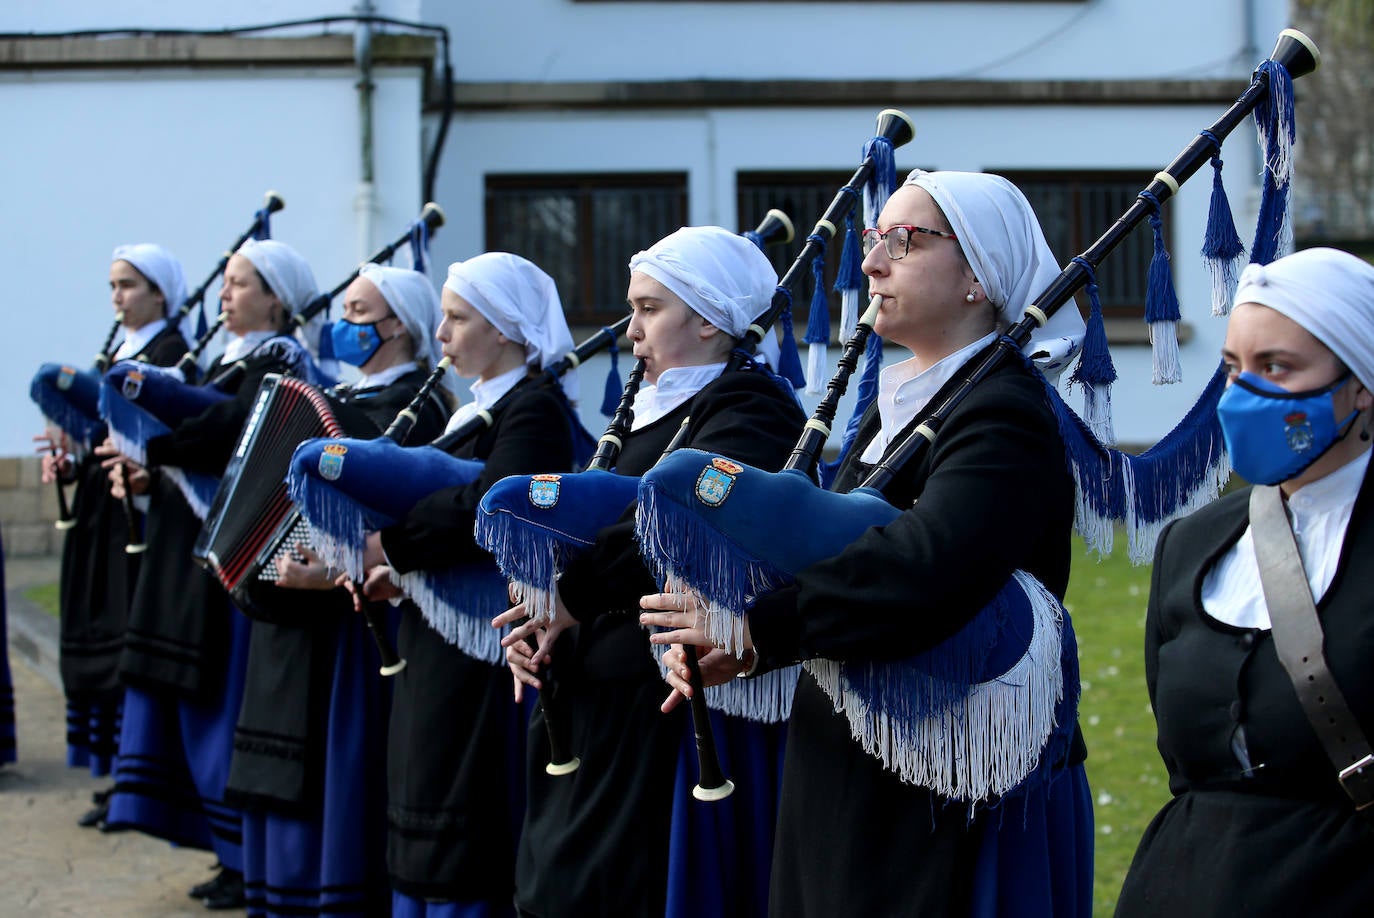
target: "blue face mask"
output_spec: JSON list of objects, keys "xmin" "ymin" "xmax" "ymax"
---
[
  {"xmin": 330, "ymin": 318, "xmax": 385, "ymax": 368},
  {"xmin": 1216, "ymin": 371, "xmax": 1358, "ymax": 485}
]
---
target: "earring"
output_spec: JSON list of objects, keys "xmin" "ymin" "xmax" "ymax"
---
[
  {"xmin": 1361, "ymin": 417, "xmax": 1370, "ymax": 442},
  {"xmin": 965, "ymin": 291, "xmax": 977, "ymax": 303}
]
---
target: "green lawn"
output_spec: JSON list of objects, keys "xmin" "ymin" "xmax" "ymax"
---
[
  {"xmin": 23, "ymin": 582, "xmax": 61, "ymax": 619},
  {"xmin": 1067, "ymin": 534, "xmax": 1170, "ymax": 916}
]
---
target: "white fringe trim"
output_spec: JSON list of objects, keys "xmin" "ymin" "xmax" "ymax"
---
[
  {"xmin": 1083, "ymin": 384, "xmax": 1116, "ymax": 447},
  {"xmin": 648, "ymin": 639, "xmax": 798, "ymax": 723},
  {"xmin": 805, "ymin": 343, "xmax": 828, "ymax": 396},
  {"xmin": 1205, "ymin": 254, "xmax": 1245, "ymax": 317},
  {"xmin": 804, "ymin": 570, "xmax": 1063, "ymax": 802},
  {"xmin": 393, "ymin": 568, "xmax": 506, "ymax": 665},
  {"xmin": 1071, "ymin": 449, "xmax": 1232, "ymax": 564},
  {"xmin": 1149, "ymin": 321, "xmax": 1182, "ymax": 385},
  {"xmin": 510, "ymin": 579, "xmax": 560, "ymax": 626},
  {"xmin": 840, "ymin": 288, "xmax": 858, "ymax": 345},
  {"xmin": 164, "ymin": 467, "xmax": 214, "ymax": 521},
  {"xmin": 301, "ymin": 518, "xmax": 368, "ymax": 584}
]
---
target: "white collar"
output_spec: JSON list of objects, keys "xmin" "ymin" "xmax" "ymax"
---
[
  {"xmin": 114, "ymin": 318, "xmax": 168, "ymax": 361},
  {"xmin": 630, "ymin": 361, "xmax": 726, "ymax": 431},
  {"xmin": 354, "ymin": 361, "xmax": 418, "ymax": 391},
  {"xmin": 443, "ymin": 363, "xmax": 529, "ymax": 434},
  {"xmin": 1202, "ymin": 449, "xmax": 1371, "ymax": 629},
  {"xmin": 1288, "ymin": 445, "xmax": 1372, "ymax": 511},
  {"xmin": 859, "ymin": 333, "xmax": 996, "ymax": 463},
  {"xmin": 222, "ymin": 330, "xmax": 277, "ymax": 363}
]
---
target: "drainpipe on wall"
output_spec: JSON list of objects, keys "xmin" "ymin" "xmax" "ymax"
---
[
  {"xmin": 355, "ymin": 1, "xmax": 378, "ymax": 260},
  {"xmin": 1239, "ymin": 0, "xmax": 1263, "ymax": 226}
]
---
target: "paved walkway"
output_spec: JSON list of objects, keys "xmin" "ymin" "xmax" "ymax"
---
[{"xmin": 2, "ymin": 556, "xmax": 215, "ymax": 917}]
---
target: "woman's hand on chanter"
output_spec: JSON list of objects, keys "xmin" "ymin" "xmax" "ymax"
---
[
  {"xmin": 493, "ymin": 590, "xmax": 576, "ymax": 665},
  {"xmin": 640, "ymin": 592, "xmax": 755, "ymax": 713}
]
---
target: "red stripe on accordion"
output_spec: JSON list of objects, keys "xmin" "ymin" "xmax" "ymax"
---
[{"xmin": 203, "ymin": 376, "xmax": 347, "ymax": 593}]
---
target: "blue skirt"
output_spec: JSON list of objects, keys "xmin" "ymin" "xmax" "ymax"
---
[
  {"xmin": 665, "ymin": 712, "xmax": 786, "ymax": 918},
  {"xmin": 970, "ymin": 762, "xmax": 1095, "ymax": 918},
  {"xmin": 65, "ymin": 697, "xmax": 121, "ymax": 776},
  {"xmin": 107, "ymin": 604, "xmax": 251, "ymax": 870},
  {"xmin": 391, "ymin": 891, "xmax": 514, "ymax": 918},
  {"xmin": 241, "ymin": 614, "xmax": 393, "ymax": 916}
]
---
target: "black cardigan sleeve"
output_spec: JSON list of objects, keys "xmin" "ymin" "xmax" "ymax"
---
[
  {"xmin": 380, "ymin": 385, "xmax": 574, "ymax": 574},
  {"xmin": 558, "ymin": 370, "xmax": 805, "ymax": 620},
  {"xmin": 143, "ymin": 351, "xmax": 288, "ymax": 476},
  {"xmin": 748, "ymin": 371, "xmax": 1072, "ymax": 664}
]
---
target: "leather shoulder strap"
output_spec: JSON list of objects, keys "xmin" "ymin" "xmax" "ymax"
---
[{"xmin": 1250, "ymin": 484, "xmax": 1374, "ymax": 812}]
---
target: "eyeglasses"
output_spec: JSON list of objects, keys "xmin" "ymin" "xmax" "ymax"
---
[{"xmin": 861, "ymin": 224, "xmax": 959, "ymax": 260}]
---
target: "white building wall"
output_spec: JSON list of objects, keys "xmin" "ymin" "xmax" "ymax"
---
[
  {"xmin": 441, "ymin": 0, "xmax": 1278, "ymax": 82},
  {"xmin": 0, "ymin": 0, "xmax": 1300, "ymax": 453},
  {"xmin": 1, "ymin": 66, "xmax": 424, "ymax": 454}
]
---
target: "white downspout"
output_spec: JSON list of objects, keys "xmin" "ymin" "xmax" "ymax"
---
[{"xmin": 354, "ymin": 2, "xmax": 378, "ymax": 260}]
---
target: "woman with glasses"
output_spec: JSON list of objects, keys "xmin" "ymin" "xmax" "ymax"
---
[
  {"xmin": 642, "ymin": 170, "xmax": 1092, "ymax": 916},
  {"xmin": 1116, "ymin": 247, "xmax": 1374, "ymax": 916}
]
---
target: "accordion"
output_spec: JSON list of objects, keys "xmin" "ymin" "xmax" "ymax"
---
[{"xmin": 193, "ymin": 373, "xmax": 374, "ymax": 618}]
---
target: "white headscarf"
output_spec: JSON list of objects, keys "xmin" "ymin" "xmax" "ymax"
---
[
  {"xmin": 112, "ymin": 243, "xmax": 187, "ymax": 320},
  {"xmin": 903, "ymin": 170, "xmax": 1085, "ymax": 380},
  {"xmin": 628, "ymin": 226, "xmax": 783, "ymax": 370},
  {"xmin": 235, "ymin": 238, "xmax": 323, "ymax": 354},
  {"xmin": 444, "ymin": 253, "xmax": 577, "ymax": 402},
  {"xmin": 1233, "ymin": 247, "xmax": 1374, "ymax": 388},
  {"xmin": 357, "ymin": 263, "xmax": 459, "ymax": 401}
]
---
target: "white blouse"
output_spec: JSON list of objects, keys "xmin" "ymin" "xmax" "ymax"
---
[
  {"xmin": 858, "ymin": 333, "xmax": 996, "ymax": 464},
  {"xmin": 443, "ymin": 363, "xmax": 528, "ymax": 434},
  {"xmin": 1201, "ymin": 448, "xmax": 1371, "ymax": 629},
  {"xmin": 629, "ymin": 361, "xmax": 726, "ymax": 431}
]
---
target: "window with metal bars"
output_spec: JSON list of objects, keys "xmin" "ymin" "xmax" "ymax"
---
[
  {"xmin": 737, "ymin": 170, "xmax": 857, "ymax": 343},
  {"xmin": 485, "ymin": 173, "xmax": 688, "ymax": 325},
  {"xmin": 995, "ymin": 170, "xmax": 1157, "ymax": 319}
]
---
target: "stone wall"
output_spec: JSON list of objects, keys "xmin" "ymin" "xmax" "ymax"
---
[{"xmin": 0, "ymin": 456, "xmax": 65, "ymax": 558}]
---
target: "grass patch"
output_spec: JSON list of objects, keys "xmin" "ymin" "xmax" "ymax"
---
[
  {"xmin": 22, "ymin": 582, "xmax": 61, "ymax": 619},
  {"xmin": 1067, "ymin": 534, "xmax": 1170, "ymax": 915}
]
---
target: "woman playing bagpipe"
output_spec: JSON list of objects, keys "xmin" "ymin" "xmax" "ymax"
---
[
  {"xmin": 222, "ymin": 264, "xmax": 453, "ymax": 917},
  {"xmin": 102, "ymin": 239, "xmax": 325, "ymax": 910},
  {"xmin": 1116, "ymin": 249, "xmax": 1374, "ymax": 916},
  {"xmin": 33, "ymin": 244, "xmax": 190, "ymax": 815},
  {"xmin": 640, "ymin": 172, "xmax": 1093, "ymax": 916},
  {"xmin": 326, "ymin": 253, "xmax": 580, "ymax": 917},
  {"xmin": 495, "ymin": 227, "xmax": 807, "ymax": 918}
]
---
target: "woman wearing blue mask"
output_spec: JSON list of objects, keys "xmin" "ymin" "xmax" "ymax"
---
[
  {"xmin": 1117, "ymin": 247, "xmax": 1374, "ymax": 916},
  {"xmin": 225, "ymin": 264, "xmax": 453, "ymax": 918}
]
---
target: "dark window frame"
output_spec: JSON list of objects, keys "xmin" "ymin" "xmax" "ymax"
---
[
  {"xmin": 993, "ymin": 168, "xmax": 1161, "ymax": 320},
  {"xmin": 484, "ymin": 172, "xmax": 689, "ymax": 326},
  {"xmin": 737, "ymin": 169, "xmax": 870, "ymax": 342}
]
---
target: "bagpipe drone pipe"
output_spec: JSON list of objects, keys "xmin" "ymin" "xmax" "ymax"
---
[
  {"xmin": 285, "ymin": 208, "xmax": 796, "ymax": 638},
  {"xmin": 475, "ymin": 110, "xmax": 914, "ymax": 799},
  {"xmin": 98, "ymin": 202, "xmax": 445, "ymax": 523},
  {"xmin": 634, "ymin": 30, "xmax": 1320, "ymax": 802},
  {"xmin": 174, "ymin": 205, "xmax": 449, "ymax": 675},
  {"xmin": 29, "ymin": 191, "xmax": 285, "ymax": 531},
  {"xmin": 283, "ymin": 319, "xmax": 626, "ymax": 594},
  {"xmin": 283, "ymin": 319, "xmax": 637, "ymax": 768}
]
